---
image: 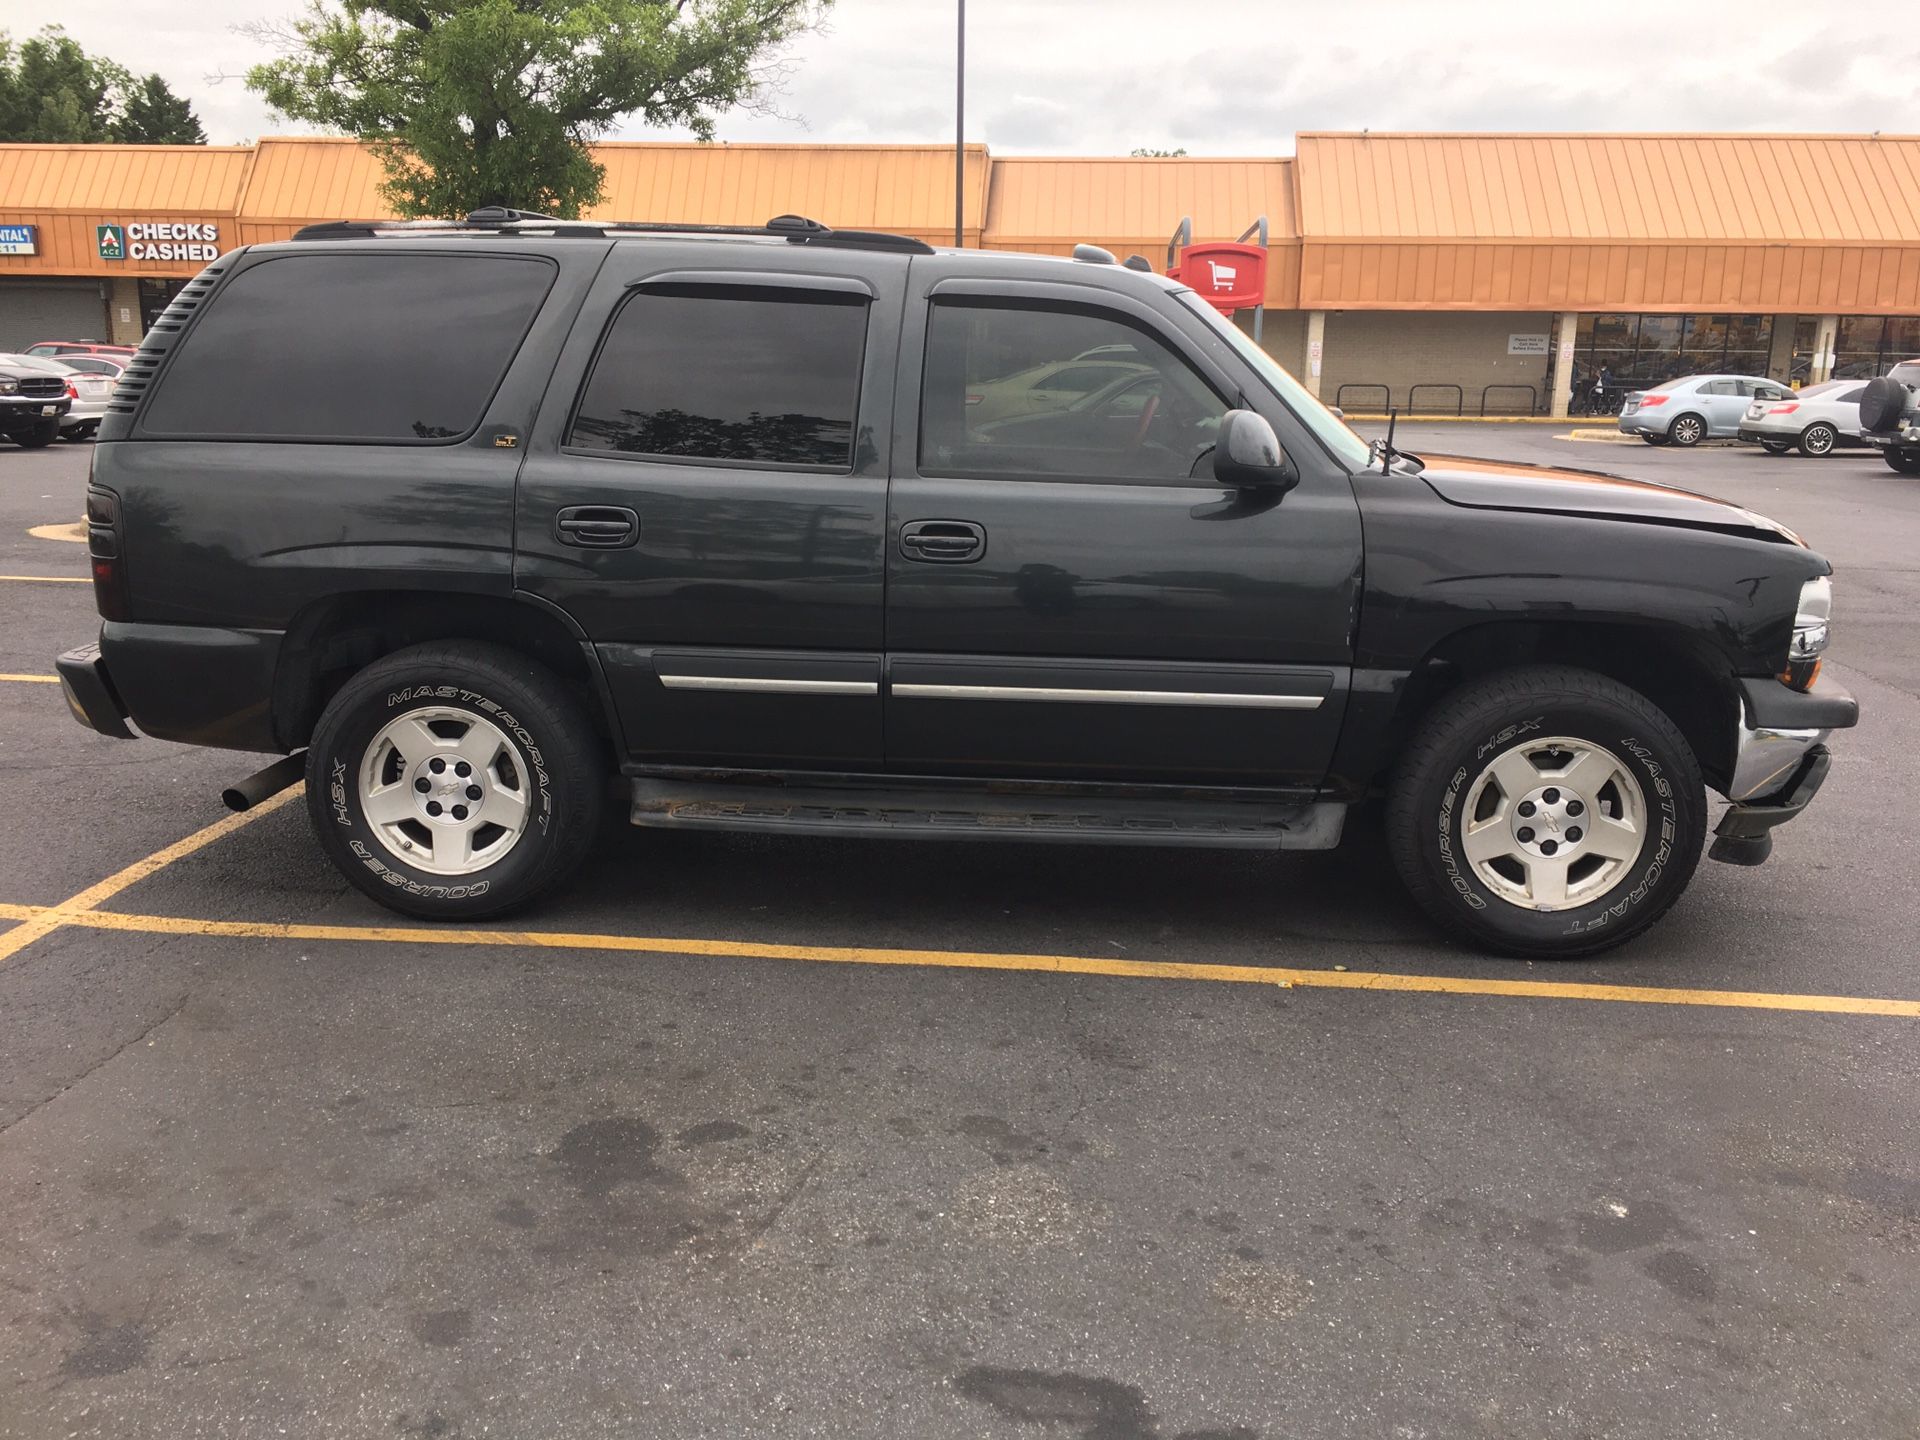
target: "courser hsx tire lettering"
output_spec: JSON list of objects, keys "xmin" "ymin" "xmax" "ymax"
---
[
  {"xmin": 1387, "ymin": 665, "xmax": 1706, "ymax": 958},
  {"xmin": 304, "ymin": 641, "xmax": 604, "ymax": 920}
]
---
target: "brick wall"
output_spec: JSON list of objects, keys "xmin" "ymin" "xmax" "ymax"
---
[
  {"xmin": 1244, "ymin": 309, "xmax": 1308, "ymax": 377},
  {"xmin": 1318, "ymin": 310, "xmax": 1558, "ymax": 415}
]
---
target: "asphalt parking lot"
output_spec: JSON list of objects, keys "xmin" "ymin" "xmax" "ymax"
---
[{"xmin": 1, "ymin": 426, "xmax": 1916, "ymax": 1439}]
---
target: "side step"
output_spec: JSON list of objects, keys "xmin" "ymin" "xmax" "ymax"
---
[{"xmin": 629, "ymin": 779, "xmax": 1345, "ymax": 850}]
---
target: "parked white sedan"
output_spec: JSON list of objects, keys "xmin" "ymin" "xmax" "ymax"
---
[{"xmin": 1735, "ymin": 380, "xmax": 1867, "ymax": 457}]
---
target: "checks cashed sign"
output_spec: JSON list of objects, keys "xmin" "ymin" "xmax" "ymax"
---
[{"xmin": 97, "ymin": 221, "xmax": 224, "ymax": 262}]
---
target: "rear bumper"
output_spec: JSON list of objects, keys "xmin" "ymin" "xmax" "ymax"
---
[
  {"xmin": 1616, "ymin": 411, "xmax": 1662, "ymax": 436},
  {"xmin": 55, "ymin": 643, "xmax": 134, "ymax": 739},
  {"xmin": 61, "ymin": 623, "xmax": 286, "ymax": 752},
  {"xmin": 1736, "ymin": 426, "xmax": 1790, "ymax": 444}
]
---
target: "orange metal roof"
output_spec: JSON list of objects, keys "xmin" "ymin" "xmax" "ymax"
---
[
  {"xmin": 0, "ymin": 143, "xmax": 252, "ymax": 214},
  {"xmin": 985, "ymin": 156, "xmax": 1296, "ymax": 244},
  {"xmin": 1295, "ymin": 132, "xmax": 1920, "ymax": 243},
  {"xmin": 587, "ymin": 142, "xmax": 989, "ymax": 237},
  {"xmin": 238, "ymin": 137, "xmax": 397, "ymax": 221}
]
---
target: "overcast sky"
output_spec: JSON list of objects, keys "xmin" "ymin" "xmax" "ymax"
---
[{"xmin": 38, "ymin": 0, "xmax": 1920, "ymax": 152}]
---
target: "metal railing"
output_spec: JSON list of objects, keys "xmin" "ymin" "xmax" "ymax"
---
[
  {"xmin": 1335, "ymin": 383, "xmax": 1390, "ymax": 412},
  {"xmin": 1407, "ymin": 383, "xmax": 1463, "ymax": 416},
  {"xmin": 1480, "ymin": 384, "xmax": 1540, "ymax": 416}
]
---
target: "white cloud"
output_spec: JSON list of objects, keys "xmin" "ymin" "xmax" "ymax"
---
[{"xmin": 32, "ymin": 0, "xmax": 1920, "ymax": 151}]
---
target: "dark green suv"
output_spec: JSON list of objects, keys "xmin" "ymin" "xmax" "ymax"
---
[{"xmin": 56, "ymin": 211, "xmax": 1856, "ymax": 957}]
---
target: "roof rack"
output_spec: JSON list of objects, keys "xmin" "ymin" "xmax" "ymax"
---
[{"xmin": 291, "ymin": 209, "xmax": 934, "ymax": 254}]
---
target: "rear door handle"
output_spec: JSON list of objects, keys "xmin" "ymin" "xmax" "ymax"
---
[
  {"xmin": 900, "ymin": 519, "xmax": 985, "ymax": 564},
  {"xmin": 555, "ymin": 505, "xmax": 639, "ymax": 549}
]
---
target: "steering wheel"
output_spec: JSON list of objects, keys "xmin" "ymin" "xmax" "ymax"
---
[{"xmin": 1128, "ymin": 392, "xmax": 1161, "ymax": 453}]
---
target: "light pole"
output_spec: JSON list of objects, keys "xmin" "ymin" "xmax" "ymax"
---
[{"xmin": 955, "ymin": 0, "xmax": 966, "ymax": 248}]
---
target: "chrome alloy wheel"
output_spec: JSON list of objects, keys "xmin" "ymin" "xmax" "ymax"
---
[
  {"xmin": 1458, "ymin": 735, "xmax": 1648, "ymax": 912},
  {"xmin": 1671, "ymin": 415, "xmax": 1705, "ymax": 445},
  {"xmin": 358, "ymin": 706, "xmax": 531, "ymax": 875}
]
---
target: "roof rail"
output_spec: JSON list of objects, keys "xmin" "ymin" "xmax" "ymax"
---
[{"xmin": 290, "ymin": 211, "xmax": 935, "ymax": 254}]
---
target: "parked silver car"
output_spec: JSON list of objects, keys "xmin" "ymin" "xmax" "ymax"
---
[
  {"xmin": 1734, "ymin": 380, "xmax": 1867, "ymax": 457},
  {"xmin": 0, "ymin": 354, "xmax": 114, "ymax": 441},
  {"xmin": 1617, "ymin": 374, "xmax": 1793, "ymax": 447}
]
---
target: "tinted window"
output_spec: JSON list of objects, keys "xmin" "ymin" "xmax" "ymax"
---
[
  {"xmin": 920, "ymin": 300, "xmax": 1226, "ymax": 482},
  {"xmin": 570, "ymin": 287, "xmax": 867, "ymax": 469},
  {"xmin": 142, "ymin": 253, "xmax": 554, "ymax": 442},
  {"xmin": 1702, "ymin": 379, "xmax": 1739, "ymax": 396},
  {"xmin": 1834, "ymin": 386, "xmax": 1867, "ymax": 404}
]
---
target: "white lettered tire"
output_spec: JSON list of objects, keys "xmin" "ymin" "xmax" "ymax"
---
[
  {"xmin": 1387, "ymin": 666, "xmax": 1706, "ymax": 957},
  {"xmin": 304, "ymin": 641, "xmax": 605, "ymax": 920}
]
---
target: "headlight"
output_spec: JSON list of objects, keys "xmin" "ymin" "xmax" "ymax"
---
[
  {"xmin": 1791, "ymin": 575, "xmax": 1831, "ymax": 661},
  {"xmin": 0, "ymin": 379, "xmax": 18, "ymax": 396},
  {"xmin": 1780, "ymin": 575, "xmax": 1830, "ymax": 691}
]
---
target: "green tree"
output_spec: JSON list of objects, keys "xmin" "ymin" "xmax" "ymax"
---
[
  {"xmin": 113, "ymin": 74, "xmax": 210, "ymax": 144},
  {"xmin": 0, "ymin": 27, "xmax": 206, "ymax": 144},
  {"xmin": 1130, "ymin": 147, "xmax": 1188, "ymax": 158},
  {"xmin": 246, "ymin": 0, "xmax": 833, "ymax": 220}
]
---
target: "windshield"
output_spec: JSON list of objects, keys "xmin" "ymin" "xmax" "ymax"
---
[
  {"xmin": 0, "ymin": 354, "xmax": 73, "ymax": 375},
  {"xmin": 1888, "ymin": 363, "xmax": 1920, "ymax": 386},
  {"xmin": 1175, "ymin": 294, "xmax": 1374, "ymax": 470}
]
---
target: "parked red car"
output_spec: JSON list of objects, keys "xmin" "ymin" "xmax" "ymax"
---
[{"xmin": 25, "ymin": 340, "xmax": 137, "ymax": 360}]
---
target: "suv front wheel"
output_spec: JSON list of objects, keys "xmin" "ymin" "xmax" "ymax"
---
[
  {"xmin": 1387, "ymin": 666, "xmax": 1706, "ymax": 957},
  {"xmin": 304, "ymin": 641, "xmax": 605, "ymax": 920}
]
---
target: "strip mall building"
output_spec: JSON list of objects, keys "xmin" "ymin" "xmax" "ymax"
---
[{"xmin": 3, "ymin": 132, "xmax": 1916, "ymax": 416}]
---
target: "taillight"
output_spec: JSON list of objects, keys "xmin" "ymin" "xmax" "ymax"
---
[
  {"xmin": 65, "ymin": 382, "xmax": 78, "ymax": 399},
  {"xmin": 1768, "ymin": 403, "xmax": 1799, "ymax": 415},
  {"xmin": 1639, "ymin": 394, "xmax": 1669, "ymax": 407},
  {"xmin": 85, "ymin": 486, "xmax": 129, "ymax": 621}
]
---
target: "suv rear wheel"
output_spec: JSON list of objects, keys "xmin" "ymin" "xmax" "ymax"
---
[
  {"xmin": 1885, "ymin": 447, "xmax": 1920, "ymax": 475},
  {"xmin": 1387, "ymin": 666, "xmax": 1705, "ymax": 957},
  {"xmin": 304, "ymin": 641, "xmax": 605, "ymax": 920}
]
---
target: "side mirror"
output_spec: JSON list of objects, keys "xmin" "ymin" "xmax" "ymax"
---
[{"xmin": 1214, "ymin": 408, "xmax": 1296, "ymax": 491}]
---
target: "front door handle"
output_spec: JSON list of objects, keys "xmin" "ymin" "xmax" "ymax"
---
[
  {"xmin": 900, "ymin": 519, "xmax": 985, "ymax": 564},
  {"xmin": 555, "ymin": 505, "xmax": 639, "ymax": 549}
]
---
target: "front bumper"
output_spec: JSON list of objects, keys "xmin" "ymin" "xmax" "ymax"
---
[
  {"xmin": 1710, "ymin": 672, "xmax": 1857, "ymax": 865},
  {"xmin": 0, "ymin": 396, "xmax": 71, "ymax": 434}
]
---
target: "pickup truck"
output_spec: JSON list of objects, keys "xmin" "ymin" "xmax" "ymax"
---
[
  {"xmin": 56, "ymin": 212, "xmax": 1857, "ymax": 957},
  {"xmin": 0, "ymin": 355, "xmax": 71, "ymax": 447}
]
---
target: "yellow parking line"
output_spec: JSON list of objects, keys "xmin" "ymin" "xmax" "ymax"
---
[
  {"xmin": 43, "ymin": 907, "xmax": 1920, "ymax": 1017},
  {"xmin": 0, "ymin": 574, "xmax": 88, "ymax": 583},
  {"xmin": 0, "ymin": 786, "xmax": 303, "ymax": 967},
  {"xmin": 0, "ymin": 902, "xmax": 47, "ymax": 921},
  {"xmin": 0, "ymin": 673, "xmax": 59, "ymax": 684}
]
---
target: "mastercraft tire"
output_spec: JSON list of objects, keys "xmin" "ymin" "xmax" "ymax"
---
[
  {"xmin": 304, "ymin": 641, "xmax": 606, "ymax": 921},
  {"xmin": 1885, "ymin": 447, "xmax": 1920, "ymax": 475},
  {"xmin": 1387, "ymin": 666, "xmax": 1706, "ymax": 958}
]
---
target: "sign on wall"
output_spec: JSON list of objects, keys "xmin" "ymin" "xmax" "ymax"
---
[
  {"xmin": 96, "ymin": 221, "xmax": 223, "ymax": 263},
  {"xmin": 0, "ymin": 224, "xmax": 37, "ymax": 256},
  {"xmin": 1508, "ymin": 333, "xmax": 1550, "ymax": 355}
]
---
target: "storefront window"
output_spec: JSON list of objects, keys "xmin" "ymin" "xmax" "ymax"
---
[
  {"xmin": 1572, "ymin": 312, "xmax": 1774, "ymax": 390},
  {"xmin": 1788, "ymin": 317, "xmax": 1820, "ymax": 384}
]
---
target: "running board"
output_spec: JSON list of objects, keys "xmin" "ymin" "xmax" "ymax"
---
[{"xmin": 629, "ymin": 779, "xmax": 1345, "ymax": 850}]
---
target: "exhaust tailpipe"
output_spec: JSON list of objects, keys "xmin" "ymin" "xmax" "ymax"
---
[{"xmin": 222, "ymin": 752, "xmax": 307, "ymax": 813}]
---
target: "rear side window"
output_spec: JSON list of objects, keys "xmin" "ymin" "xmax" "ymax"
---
[
  {"xmin": 569, "ymin": 287, "xmax": 868, "ymax": 470},
  {"xmin": 140, "ymin": 253, "xmax": 554, "ymax": 442}
]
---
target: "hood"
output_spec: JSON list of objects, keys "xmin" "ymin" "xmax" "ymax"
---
[{"xmin": 1413, "ymin": 453, "xmax": 1803, "ymax": 545}]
